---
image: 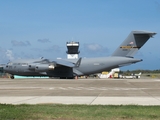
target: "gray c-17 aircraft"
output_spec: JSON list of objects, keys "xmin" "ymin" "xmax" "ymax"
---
[{"xmin": 2, "ymin": 31, "xmax": 156, "ymax": 79}]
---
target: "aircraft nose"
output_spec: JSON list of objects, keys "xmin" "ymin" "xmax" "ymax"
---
[{"xmin": 0, "ymin": 64, "xmax": 8, "ymax": 71}]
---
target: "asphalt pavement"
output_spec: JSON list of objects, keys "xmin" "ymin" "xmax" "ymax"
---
[{"xmin": 0, "ymin": 78, "xmax": 160, "ymax": 105}]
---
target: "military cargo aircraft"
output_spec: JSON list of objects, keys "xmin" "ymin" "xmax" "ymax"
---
[{"xmin": 2, "ymin": 31, "xmax": 156, "ymax": 79}]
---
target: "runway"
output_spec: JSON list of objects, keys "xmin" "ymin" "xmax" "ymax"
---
[{"xmin": 0, "ymin": 78, "xmax": 160, "ymax": 105}]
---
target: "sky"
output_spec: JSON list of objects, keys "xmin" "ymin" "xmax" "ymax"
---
[{"xmin": 0, "ymin": 0, "xmax": 160, "ymax": 70}]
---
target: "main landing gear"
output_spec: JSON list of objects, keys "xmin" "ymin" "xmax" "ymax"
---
[{"xmin": 10, "ymin": 75, "xmax": 14, "ymax": 79}]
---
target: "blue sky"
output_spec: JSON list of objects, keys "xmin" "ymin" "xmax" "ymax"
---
[{"xmin": 0, "ymin": 0, "xmax": 160, "ymax": 70}]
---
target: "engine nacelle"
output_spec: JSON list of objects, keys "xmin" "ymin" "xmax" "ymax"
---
[{"xmin": 28, "ymin": 64, "xmax": 54, "ymax": 72}]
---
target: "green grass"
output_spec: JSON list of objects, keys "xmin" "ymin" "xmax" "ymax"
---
[{"xmin": 0, "ymin": 104, "xmax": 160, "ymax": 120}]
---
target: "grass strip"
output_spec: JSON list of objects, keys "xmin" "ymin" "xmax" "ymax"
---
[{"xmin": 0, "ymin": 104, "xmax": 160, "ymax": 120}]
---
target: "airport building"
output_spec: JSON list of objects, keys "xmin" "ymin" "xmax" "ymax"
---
[{"xmin": 66, "ymin": 41, "xmax": 80, "ymax": 59}]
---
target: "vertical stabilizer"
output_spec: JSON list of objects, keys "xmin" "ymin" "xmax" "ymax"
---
[{"xmin": 112, "ymin": 31, "xmax": 156, "ymax": 57}]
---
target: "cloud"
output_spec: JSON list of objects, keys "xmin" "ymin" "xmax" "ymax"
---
[
  {"xmin": 0, "ymin": 48, "xmax": 15, "ymax": 63},
  {"xmin": 81, "ymin": 43, "xmax": 109, "ymax": 57},
  {"xmin": 32, "ymin": 45, "xmax": 62, "ymax": 53},
  {"xmin": 5, "ymin": 50, "xmax": 14, "ymax": 60},
  {"xmin": 11, "ymin": 40, "xmax": 31, "ymax": 47},
  {"xmin": 84, "ymin": 43, "xmax": 109, "ymax": 52},
  {"xmin": 30, "ymin": 45, "xmax": 63, "ymax": 59},
  {"xmin": 0, "ymin": 47, "xmax": 6, "ymax": 60},
  {"xmin": 37, "ymin": 39, "xmax": 50, "ymax": 43},
  {"xmin": 85, "ymin": 43, "xmax": 102, "ymax": 51},
  {"xmin": 44, "ymin": 45, "xmax": 61, "ymax": 53}
]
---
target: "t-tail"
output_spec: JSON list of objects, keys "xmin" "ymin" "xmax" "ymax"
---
[{"xmin": 112, "ymin": 31, "xmax": 156, "ymax": 57}]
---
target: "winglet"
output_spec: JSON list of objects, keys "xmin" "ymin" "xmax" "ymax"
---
[{"xmin": 75, "ymin": 57, "xmax": 82, "ymax": 67}]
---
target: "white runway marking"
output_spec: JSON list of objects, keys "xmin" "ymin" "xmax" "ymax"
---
[
  {"xmin": 58, "ymin": 87, "xmax": 68, "ymax": 90},
  {"xmin": 45, "ymin": 87, "xmax": 155, "ymax": 91},
  {"xmin": 49, "ymin": 88, "xmax": 54, "ymax": 90},
  {"xmin": 0, "ymin": 87, "xmax": 156, "ymax": 91},
  {"xmin": 68, "ymin": 87, "xmax": 81, "ymax": 90}
]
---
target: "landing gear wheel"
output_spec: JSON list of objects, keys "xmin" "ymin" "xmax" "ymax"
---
[
  {"xmin": 10, "ymin": 75, "xmax": 14, "ymax": 79},
  {"xmin": 67, "ymin": 77, "xmax": 74, "ymax": 79}
]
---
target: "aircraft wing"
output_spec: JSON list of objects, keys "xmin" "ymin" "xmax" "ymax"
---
[
  {"xmin": 73, "ymin": 68, "xmax": 84, "ymax": 76},
  {"xmin": 52, "ymin": 57, "xmax": 82, "ymax": 68},
  {"xmin": 53, "ymin": 60, "xmax": 75, "ymax": 67}
]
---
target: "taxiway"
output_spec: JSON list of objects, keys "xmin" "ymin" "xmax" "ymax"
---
[{"xmin": 0, "ymin": 78, "xmax": 160, "ymax": 105}]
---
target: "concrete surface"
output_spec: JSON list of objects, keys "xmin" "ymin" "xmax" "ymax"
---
[{"xmin": 0, "ymin": 78, "xmax": 160, "ymax": 105}]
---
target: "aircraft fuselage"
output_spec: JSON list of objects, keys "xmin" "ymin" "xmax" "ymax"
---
[{"xmin": 3, "ymin": 56, "xmax": 141, "ymax": 78}]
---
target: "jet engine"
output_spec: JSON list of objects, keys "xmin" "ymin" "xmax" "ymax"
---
[{"xmin": 28, "ymin": 64, "xmax": 55, "ymax": 72}]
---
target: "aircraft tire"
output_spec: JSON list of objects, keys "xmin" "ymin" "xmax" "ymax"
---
[
  {"xmin": 10, "ymin": 75, "xmax": 14, "ymax": 79},
  {"xmin": 60, "ymin": 77, "xmax": 74, "ymax": 79},
  {"xmin": 67, "ymin": 77, "xmax": 74, "ymax": 79}
]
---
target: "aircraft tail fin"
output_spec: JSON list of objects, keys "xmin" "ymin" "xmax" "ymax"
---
[{"xmin": 112, "ymin": 31, "xmax": 156, "ymax": 57}]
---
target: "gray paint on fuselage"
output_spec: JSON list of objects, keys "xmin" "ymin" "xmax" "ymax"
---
[{"xmin": 66, "ymin": 56, "xmax": 141, "ymax": 75}]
